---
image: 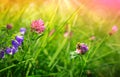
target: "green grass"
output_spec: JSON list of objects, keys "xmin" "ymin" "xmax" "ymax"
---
[{"xmin": 0, "ymin": 1, "xmax": 120, "ymax": 77}]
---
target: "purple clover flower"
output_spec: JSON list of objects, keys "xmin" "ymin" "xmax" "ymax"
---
[
  {"xmin": 0, "ymin": 51, "xmax": 5, "ymax": 58},
  {"xmin": 20, "ymin": 28, "xmax": 26, "ymax": 35},
  {"xmin": 76, "ymin": 43, "xmax": 88, "ymax": 54},
  {"xmin": 80, "ymin": 43, "xmax": 88, "ymax": 53}
]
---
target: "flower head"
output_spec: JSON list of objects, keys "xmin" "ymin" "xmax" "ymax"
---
[
  {"xmin": 89, "ymin": 36, "xmax": 96, "ymax": 41},
  {"xmin": 12, "ymin": 40, "xmax": 19, "ymax": 48},
  {"xmin": 0, "ymin": 50, "xmax": 5, "ymax": 58},
  {"xmin": 64, "ymin": 32, "xmax": 69, "ymax": 37},
  {"xmin": 20, "ymin": 28, "xmax": 26, "ymax": 35},
  {"xmin": 64, "ymin": 31, "xmax": 73, "ymax": 38},
  {"xmin": 6, "ymin": 24, "xmax": 12, "ymax": 30},
  {"xmin": 6, "ymin": 47, "xmax": 17, "ymax": 55},
  {"xmin": 6, "ymin": 48, "xmax": 12, "ymax": 55},
  {"xmin": 15, "ymin": 36, "xmax": 24, "ymax": 45},
  {"xmin": 11, "ymin": 47, "xmax": 18, "ymax": 54},
  {"xmin": 76, "ymin": 43, "xmax": 88, "ymax": 54},
  {"xmin": 109, "ymin": 25, "xmax": 118, "ymax": 35},
  {"xmin": 31, "ymin": 19, "xmax": 45, "ymax": 33}
]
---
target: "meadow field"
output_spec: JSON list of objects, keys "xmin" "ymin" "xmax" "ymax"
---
[{"xmin": 0, "ymin": 0, "xmax": 120, "ymax": 77}]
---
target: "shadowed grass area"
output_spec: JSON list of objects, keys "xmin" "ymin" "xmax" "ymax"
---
[{"xmin": 0, "ymin": 0, "xmax": 120, "ymax": 77}]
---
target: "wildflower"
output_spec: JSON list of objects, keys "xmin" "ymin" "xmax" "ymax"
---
[
  {"xmin": 0, "ymin": 50, "xmax": 5, "ymax": 58},
  {"xmin": 3, "ymin": 28, "xmax": 26, "ymax": 56},
  {"xmin": 6, "ymin": 41, "xmax": 18, "ymax": 55},
  {"xmin": 11, "ymin": 28, "xmax": 25, "ymax": 54},
  {"xmin": 6, "ymin": 47, "xmax": 12, "ymax": 55},
  {"xmin": 11, "ymin": 47, "xmax": 18, "ymax": 54},
  {"xmin": 64, "ymin": 31, "xmax": 72, "ymax": 37},
  {"xmin": 64, "ymin": 32, "xmax": 69, "ymax": 37},
  {"xmin": 20, "ymin": 28, "xmax": 26, "ymax": 35},
  {"xmin": 12, "ymin": 28, "xmax": 25, "ymax": 48},
  {"xmin": 6, "ymin": 47, "xmax": 17, "ymax": 55},
  {"xmin": 6, "ymin": 24, "xmax": 12, "ymax": 30},
  {"xmin": 15, "ymin": 36, "xmax": 24, "ymax": 45},
  {"xmin": 76, "ymin": 43, "xmax": 88, "ymax": 54},
  {"xmin": 109, "ymin": 25, "xmax": 118, "ymax": 35},
  {"xmin": 89, "ymin": 36, "xmax": 96, "ymax": 41},
  {"xmin": 12, "ymin": 40, "xmax": 19, "ymax": 48},
  {"xmin": 31, "ymin": 19, "xmax": 45, "ymax": 33}
]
